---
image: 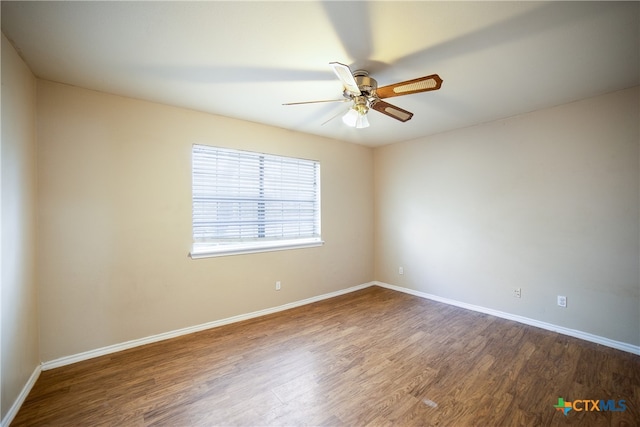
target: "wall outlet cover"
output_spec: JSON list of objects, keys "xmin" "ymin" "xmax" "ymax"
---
[{"xmin": 557, "ymin": 295, "xmax": 567, "ymax": 307}]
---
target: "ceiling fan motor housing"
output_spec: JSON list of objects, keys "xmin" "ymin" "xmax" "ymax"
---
[{"xmin": 353, "ymin": 71, "xmax": 377, "ymax": 97}]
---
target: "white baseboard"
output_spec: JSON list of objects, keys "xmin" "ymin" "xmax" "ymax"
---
[
  {"xmin": 1, "ymin": 365, "xmax": 41, "ymax": 427},
  {"xmin": 42, "ymin": 282, "xmax": 375, "ymax": 370},
  {"xmin": 41, "ymin": 279, "xmax": 640, "ymax": 371},
  {"xmin": 374, "ymin": 281, "xmax": 640, "ymax": 356},
  {"xmin": 10, "ymin": 280, "xmax": 637, "ymax": 426}
]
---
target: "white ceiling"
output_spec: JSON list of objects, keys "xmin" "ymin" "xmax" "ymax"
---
[{"xmin": 2, "ymin": 1, "xmax": 639, "ymax": 147}]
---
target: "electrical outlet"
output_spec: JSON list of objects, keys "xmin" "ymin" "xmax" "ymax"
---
[
  {"xmin": 513, "ymin": 288, "xmax": 521, "ymax": 298},
  {"xmin": 557, "ymin": 295, "xmax": 567, "ymax": 307},
  {"xmin": 399, "ymin": 266, "xmax": 404, "ymax": 275},
  {"xmin": 275, "ymin": 281, "xmax": 281, "ymax": 291}
]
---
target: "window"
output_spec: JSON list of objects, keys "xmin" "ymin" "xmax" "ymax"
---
[{"xmin": 190, "ymin": 145, "xmax": 322, "ymax": 258}]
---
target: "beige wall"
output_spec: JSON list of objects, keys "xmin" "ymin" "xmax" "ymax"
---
[
  {"xmin": 3, "ymin": 47, "xmax": 638, "ymax": 418},
  {"xmin": 374, "ymin": 87, "xmax": 640, "ymax": 346},
  {"xmin": 1, "ymin": 34, "xmax": 40, "ymax": 421},
  {"xmin": 36, "ymin": 80, "xmax": 374, "ymax": 362}
]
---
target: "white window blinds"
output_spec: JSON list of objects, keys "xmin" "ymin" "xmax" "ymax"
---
[{"xmin": 191, "ymin": 145, "xmax": 322, "ymax": 258}]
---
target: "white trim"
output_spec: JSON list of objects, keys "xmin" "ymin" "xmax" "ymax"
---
[
  {"xmin": 190, "ymin": 239, "xmax": 324, "ymax": 259},
  {"xmin": 1, "ymin": 365, "xmax": 41, "ymax": 427},
  {"xmin": 42, "ymin": 282, "xmax": 374, "ymax": 370},
  {"xmin": 34, "ymin": 279, "xmax": 638, "ymax": 385},
  {"xmin": 374, "ymin": 281, "xmax": 640, "ymax": 356},
  {"xmin": 15, "ymin": 280, "xmax": 637, "ymax": 423}
]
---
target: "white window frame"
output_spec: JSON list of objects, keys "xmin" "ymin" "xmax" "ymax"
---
[{"xmin": 190, "ymin": 145, "xmax": 323, "ymax": 259}]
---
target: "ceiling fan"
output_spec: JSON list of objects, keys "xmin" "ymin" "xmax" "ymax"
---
[{"xmin": 284, "ymin": 62, "xmax": 443, "ymax": 128}]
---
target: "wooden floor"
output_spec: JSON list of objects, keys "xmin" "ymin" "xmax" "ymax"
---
[{"xmin": 12, "ymin": 286, "xmax": 640, "ymax": 426}]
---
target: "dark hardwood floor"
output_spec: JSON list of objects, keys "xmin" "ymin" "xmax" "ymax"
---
[{"xmin": 11, "ymin": 286, "xmax": 640, "ymax": 426}]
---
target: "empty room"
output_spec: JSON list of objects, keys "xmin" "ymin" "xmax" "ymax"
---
[{"xmin": 1, "ymin": 1, "xmax": 639, "ymax": 426}]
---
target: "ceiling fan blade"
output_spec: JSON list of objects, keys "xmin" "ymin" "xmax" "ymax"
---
[
  {"xmin": 321, "ymin": 105, "xmax": 352, "ymax": 126},
  {"xmin": 371, "ymin": 100, "xmax": 414, "ymax": 122},
  {"xmin": 376, "ymin": 74, "xmax": 443, "ymax": 99},
  {"xmin": 323, "ymin": 2, "xmax": 372, "ymax": 62},
  {"xmin": 283, "ymin": 98, "xmax": 350, "ymax": 106},
  {"xmin": 329, "ymin": 62, "xmax": 361, "ymax": 96}
]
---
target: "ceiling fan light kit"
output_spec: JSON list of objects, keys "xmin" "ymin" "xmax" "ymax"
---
[
  {"xmin": 342, "ymin": 106, "xmax": 370, "ymax": 129},
  {"xmin": 343, "ymin": 95, "xmax": 370, "ymax": 128},
  {"xmin": 284, "ymin": 62, "xmax": 443, "ymax": 129}
]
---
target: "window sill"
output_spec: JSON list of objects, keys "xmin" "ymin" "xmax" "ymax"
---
[{"xmin": 189, "ymin": 239, "xmax": 324, "ymax": 259}]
